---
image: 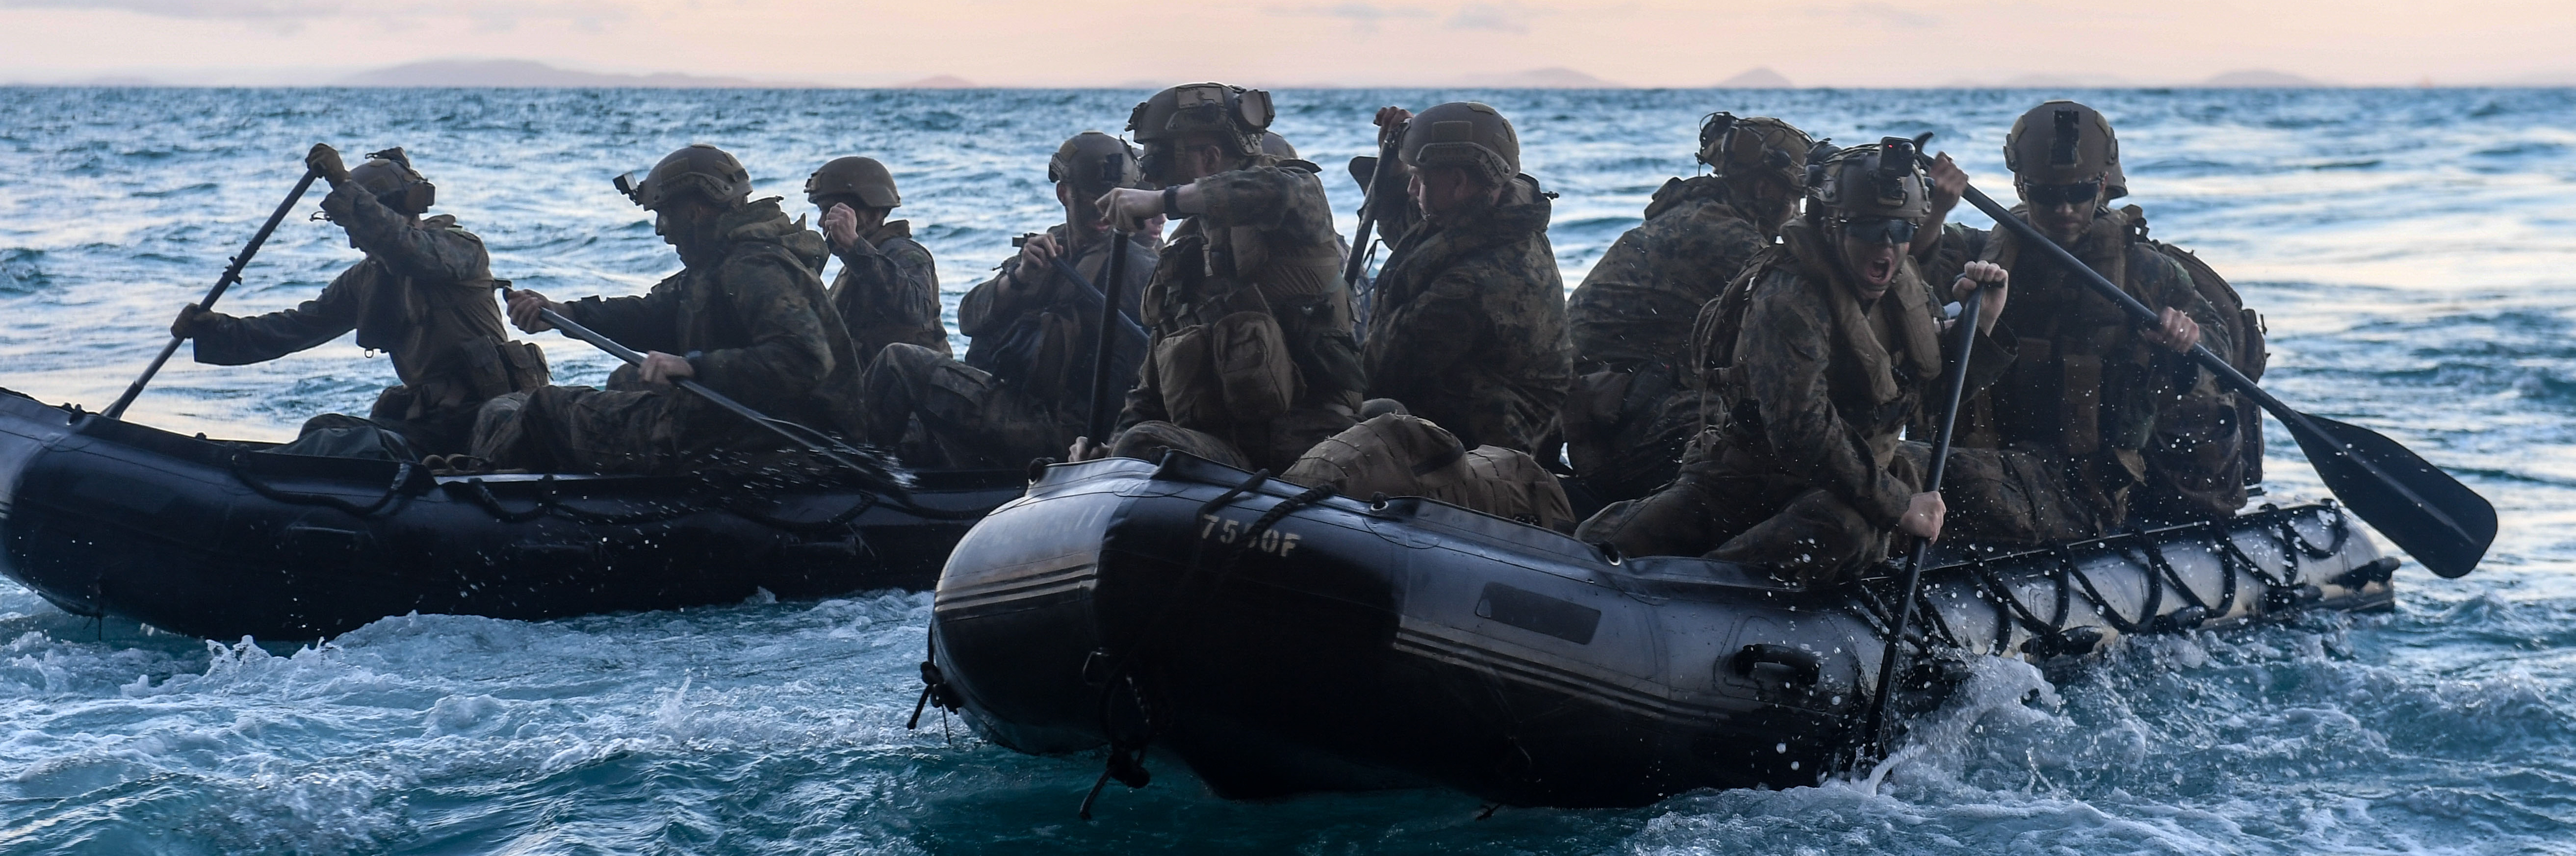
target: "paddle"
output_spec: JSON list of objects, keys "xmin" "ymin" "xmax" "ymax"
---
[
  {"xmin": 104, "ymin": 165, "xmax": 323, "ymax": 419},
  {"xmin": 1342, "ymin": 129, "xmax": 1404, "ymax": 290},
  {"xmin": 1087, "ymin": 154, "xmax": 1138, "ymax": 443},
  {"xmin": 1938, "ymin": 172, "xmax": 2495, "ymax": 578},
  {"xmin": 1861, "ymin": 281, "xmax": 1991, "ymax": 761},
  {"xmin": 531, "ymin": 304, "xmax": 898, "ymax": 485}
]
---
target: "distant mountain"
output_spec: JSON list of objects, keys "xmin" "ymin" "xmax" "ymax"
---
[
  {"xmin": 895, "ymin": 75, "xmax": 978, "ymax": 88},
  {"xmin": 2196, "ymin": 69, "xmax": 2330, "ymax": 87},
  {"xmin": 1716, "ymin": 67, "xmax": 1793, "ymax": 88},
  {"xmin": 1455, "ymin": 67, "xmax": 1624, "ymax": 88},
  {"xmin": 337, "ymin": 59, "xmax": 825, "ymax": 88}
]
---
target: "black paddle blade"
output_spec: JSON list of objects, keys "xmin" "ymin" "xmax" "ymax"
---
[{"xmin": 2286, "ymin": 414, "xmax": 2496, "ymax": 578}]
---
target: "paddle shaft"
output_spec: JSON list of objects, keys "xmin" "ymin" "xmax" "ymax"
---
[
  {"xmin": 1861, "ymin": 285, "xmax": 1987, "ymax": 760},
  {"xmin": 1946, "ymin": 181, "xmax": 2477, "ymax": 544},
  {"xmin": 535, "ymin": 306, "xmax": 875, "ymax": 474},
  {"xmin": 1342, "ymin": 132, "xmax": 1404, "ymax": 288},
  {"xmin": 1084, "ymin": 227, "xmax": 1132, "ymax": 442},
  {"xmin": 104, "ymin": 167, "xmax": 323, "ymax": 419}
]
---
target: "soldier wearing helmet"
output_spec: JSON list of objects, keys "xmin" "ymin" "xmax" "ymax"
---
[
  {"xmin": 1352, "ymin": 101, "xmax": 1570, "ymax": 455},
  {"xmin": 1561, "ymin": 113, "xmax": 1815, "ymax": 501},
  {"xmin": 1577, "ymin": 139, "xmax": 2016, "ymax": 587},
  {"xmin": 857, "ymin": 131, "xmax": 1159, "ymax": 468},
  {"xmin": 809, "ymin": 156, "xmax": 950, "ymax": 362},
  {"xmin": 1913, "ymin": 100, "xmax": 2247, "ymax": 536},
  {"xmin": 168, "ymin": 144, "xmax": 545, "ymax": 455},
  {"xmin": 473, "ymin": 143, "xmax": 862, "ymax": 475},
  {"xmin": 1075, "ymin": 82, "xmax": 1364, "ymax": 471}
]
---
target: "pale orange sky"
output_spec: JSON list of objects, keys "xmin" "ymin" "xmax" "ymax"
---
[{"xmin": 1, "ymin": 0, "xmax": 2571, "ymax": 86}]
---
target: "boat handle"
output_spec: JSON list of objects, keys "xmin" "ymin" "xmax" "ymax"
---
[{"xmin": 1731, "ymin": 644, "xmax": 1821, "ymax": 688}]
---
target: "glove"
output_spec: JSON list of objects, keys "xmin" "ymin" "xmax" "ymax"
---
[
  {"xmin": 306, "ymin": 143, "xmax": 350, "ymax": 187},
  {"xmin": 170, "ymin": 303, "xmax": 215, "ymax": 339}
]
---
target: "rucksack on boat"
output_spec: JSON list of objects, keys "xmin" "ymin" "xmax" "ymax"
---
[{"xmin": 2128, "ymin": 205, "xmax": 2269, "ymax": 490}]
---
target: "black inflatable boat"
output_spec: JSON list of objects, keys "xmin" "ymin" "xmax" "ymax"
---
[
  {"xmin": 0, "ymin": 389, "xmax": 1024, "ymax": 640},
  {"xmin": 927, "ymin": 453, "xmax": 2399, "ymax": 808}
]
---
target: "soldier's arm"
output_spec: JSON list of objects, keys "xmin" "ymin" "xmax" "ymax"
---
[
  {"xmin": 1741, "ymin": 287, "xmax": 1915, "ymax": 528},
  {"xmin": 887, "ymin": 240, "xmax": 950, "ymax": 341},
  {"xmin": 689, "ymin": 258, "xmax": 836, "ymax": 400},
  {"xmin": 560, "ymin": 274, "xmax": 687, "ymax": 356},
  {"xmin": 1362, "ymin": 267, "xmax": 1487, "ymax": 400},
  {"xmin": 324, "ymin": 181, "xmax": 491, "ymax": 285},
  {"xmin": 1913, "ymin": 222, "xmax": 1990, "ymax": 287},
  {"xmin": 1193, "ymin": 167, "xmax": 1339, "ymax": 248},
  {"xmin": 189, "ymin": 267, "xmax": 364, "ymax": 365},
  {"xmin": 1113, "ymin": 341, "xmax": 1167, "ymax": 435}
]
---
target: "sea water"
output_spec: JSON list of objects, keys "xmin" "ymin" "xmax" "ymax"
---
[{"xmin": 0, "ymin": 86, "xmax": 2573, "ymax": 854}]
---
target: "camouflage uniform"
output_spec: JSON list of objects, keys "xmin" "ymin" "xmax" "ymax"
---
[
  {"xmin": 1919, "ymin": 206, "xmax": 2237, "ymax": 537},
  {"xmin": 830, "ymin": 220, "xmax": 950, "ymax": 362},
  {"xmin": 861, "ymin": 225, "xmax": 1156, "ymax": 468},
  {"xmin": 1561, "ymin": 175, "xmax": 1774, "ymax": 498},
  {"xmin": 1363, "ymin": 174, "xmax": 1570, "ymax": 453},
  {"xmin": 189, "ymin": 180, "xmax": 542, "ymax": 454},
  {"xmin": 471, "ymin": 199, "xmax": 859, "ymax": 474},
  {"xmin": 1578, "ymin": 220, "xmax": 2015, "ymax": 586},
  {"xmin": 1112, "ymin": 156, "xmax": 1364, "ymax": 471}
]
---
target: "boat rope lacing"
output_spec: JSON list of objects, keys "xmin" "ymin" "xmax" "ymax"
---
[
  {"xmin": 1074, "ymin": 469, "xmax": 1338, "ymax": 820},
  {"xmin": 1861, "ymin": 504, "xmax": 2360, "ymax": 655}
]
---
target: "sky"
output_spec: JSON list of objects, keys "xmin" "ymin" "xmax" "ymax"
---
[{"xmin": 0, "ymin": 0, "xmax": 2572, "ymax": 87}]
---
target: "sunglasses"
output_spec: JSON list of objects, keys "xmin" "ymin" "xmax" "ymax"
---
[
  {"xmin": 1841, "ymin": 216, "xmax": 1920, "ymax": 246},
  {"xmin": 2027, "ymin": 181, "xmax": 2102, "ymax": 208}
]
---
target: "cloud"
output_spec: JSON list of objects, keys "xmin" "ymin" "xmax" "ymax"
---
[
  {"xmin": 0, "ymin": 0, "xmax": 625, "ymax": 30},
  {"xmin": 1446, "ymin": 1, "xmax": 1549, "ymax": 33},
  {"xmin": 1266, "ymin": 2, "xmax": 1435, "ymax": 32}
]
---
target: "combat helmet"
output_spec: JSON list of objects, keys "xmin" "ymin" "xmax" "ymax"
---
[
  {"xmin": 1047, "ymin": 131, "xmax": 1146, "ymax": 195},
  {"xmin": 1696, "ymin": 113, "xmax": 1811, "ymax": 191},
  {"xmin": 1126, "ymin": 82, "xmax": 1274, "ymax": 180},
  {"xmin": 1258, "ymin": 131, "xmax": 1299, "ymax": 160},
  {"xmin": 620, "ymin": 143, "xmax": 753, "ymax": 211},
  {"xmin": 1400, "ymin": 101, "xmax": 1519, "ymax": 184},
  {"xmin": 2004, "ymin": 100, "xmax": 2125, "ymax": 197},
  {"xmin": 347, "ymin": 147, "xmax": 435, "ymax": 215},
  {"xmin": 1807, "ymin": 137, "xmax": 1931, "ymax": 238},
  {"xmin": 806, "ymin": 156, "xmax": 901, "ymax": 209}
]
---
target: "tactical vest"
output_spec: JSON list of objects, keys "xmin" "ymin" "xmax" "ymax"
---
[
  {"xmin": 1140, "ymin": 160, "xmax": 1365, "ymax": 431},
  {"xmin": 1691, "ymin": 219, "xmax": 1944, "ymax": 465}
]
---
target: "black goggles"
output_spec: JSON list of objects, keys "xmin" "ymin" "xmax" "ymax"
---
[
  {"xmin": 1841, "ymin": 216, "xmax": 1920, "ymax": 246},
  {"xmin": 2027, "ymin": 180, "xmax": 2102, "ymax": 208}
]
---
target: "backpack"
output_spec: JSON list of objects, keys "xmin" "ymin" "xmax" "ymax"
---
[{"xmin": 2127, "ymin": 205, "xmax": 2269, "ymax": 488}]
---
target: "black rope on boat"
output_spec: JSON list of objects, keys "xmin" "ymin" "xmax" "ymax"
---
[
  {"xmin": 1075, "ymin": 471, "xmax": 1338, "ymax": 820},
  {"xmin": 1972, "ymin": 560, "xmax": 2065, "ymax": 651},
  {"xmin": 2209, "ymin": 519, "xmax": 2292, "ymax": 590},
  {"xmin": 2198, "ymin": 521, "xmax": 2243, "ymax": 618},
  {"xmin": 2057, "ymin": 544, "xmax": 2157, "ymax": 635},
  {"xmin": 2136, "ymin": 536, "xmax": 2210, "ymax": 615},
  {"xmin": 231, "ymin": 456, "xmax": 414, "ymax": 518}
]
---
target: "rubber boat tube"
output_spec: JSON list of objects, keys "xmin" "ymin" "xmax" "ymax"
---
[
  {"xmin": 0, "ymin": 389, "xmax": 1025, "ymax": 640},
  {"xmin": 929, "ymin": 453, "xmax": 2395, "ymax": 807}
]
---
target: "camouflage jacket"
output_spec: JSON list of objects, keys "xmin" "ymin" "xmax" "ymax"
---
[
  {"xmin": 1364, "ymin": 174, "xmax": 1571, "ymax": 453},
  {"xmin": 192, "ymin": 181, "xmax": 531, "ymax": 412},
  {"xmin": 1713, "ymin": 220, "xmax": 2016, "ymax": 527},
  {"xmin": 959, "ymin": 224, "xmax": 1155, "ymax": 408},
  {"xmin": 830, "ymin": 219, "xmax": 950, "ymax": 362},
  {"xmin": 1566, "ymin": 176, "xmax": 1773, "ymax": 372},
  {"xmin": 1922, "ymin": 207, "xmax": 2234, "ymax": 462},
  {"xmin": 1119, "ymin": 156, "xmax": 1365, "ymax": 468},
  {"xmin": 562, "ymin": 198, "xmax": 862, "ymax": 436}
]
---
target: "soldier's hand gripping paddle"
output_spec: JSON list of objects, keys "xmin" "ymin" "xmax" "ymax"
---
[
  {"xmin": 105, "ymin": 164, "xmax": 324, "ymax": 419},
  {"xmin": 1942, "ymin": 174, "xmax": 2495, "ymax": 578}
]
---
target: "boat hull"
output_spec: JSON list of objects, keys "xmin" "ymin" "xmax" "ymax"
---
[
  {"xmin": 0, "ymin": 390, "xmax": 1023, "ymax": 640},
  {"xmin": 931, "ymin": 453, "xmax": 2394, "ymax": 807}
]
